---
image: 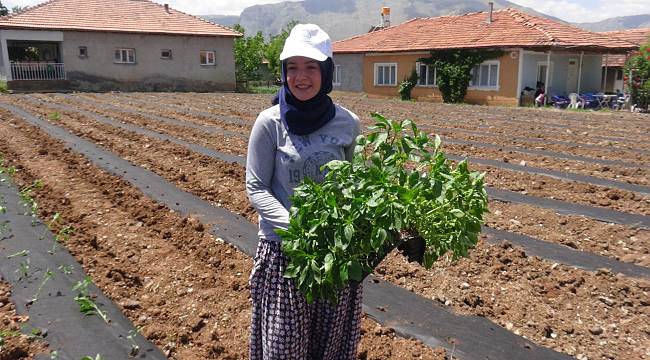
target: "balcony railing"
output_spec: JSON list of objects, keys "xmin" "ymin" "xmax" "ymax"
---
[{"xmin": 10, "ymin": 62, "xmax": 66, "ymax": 80}]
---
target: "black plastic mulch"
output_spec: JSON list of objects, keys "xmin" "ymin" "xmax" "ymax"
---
[
  {"xmin": 24, "ymin": 98, "xmax": 650, "ymax": 224},
  {"xmin": 0, "ymin": 101, "xmax": 582, "ymax": 359},
  {"xmin": 0, "ymin": 175, "xmax": 166, "ymax": 359}
]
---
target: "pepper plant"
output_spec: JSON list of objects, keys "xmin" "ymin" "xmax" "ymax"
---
[{"xmin": 277, "ymin": 113, "xmax": 488, "ymax": 303}]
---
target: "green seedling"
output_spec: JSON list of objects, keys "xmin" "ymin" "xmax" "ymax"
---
[
  {"xmin": 73, "ymin": 276, "xmax": 109, "ymax": 324},
  {"xmin": 29, "ymin": 269, "xmax": 53, "ymax": 305},
  {"xmin": 0, "ymin": 155, "xmax": 16, "ymax": 176},
  {"xmin": 127, "ymin": 329, "xmax": 140, "ymax": 356},
  {"xmin": 19, "ymin": 180, "xmax": 43, "ymax": 217},
  {"xmin": 16, "ymin": 259, "xmax": 31, "ymax": 281},
  {"xmin": 0, "ymin": 221, "xmax": 9, "ymax": 236},
  {"xmin": 49, "ymin": 225, "xmax": 75, "ymax": 254},
  {"xmin": 48, "ymin": 112, "xmax": 61, "ymax": 121},
  {"xmin": 7, "ymin": 249, "xmax": 29, "ymax": 258},
  {"xmin": 41, "ymin": 213, "xmax": 61, "ymax": 240},
  {"xmin": 81, "ymin": 355, "xmax": 104, "ymax": 360},
  {"xmin": 0, "ymin": 329, "xmax": 21, "ymax": 351},
  {"xmin": 58, "ymin": 264, "xmax": 74, "ymax": 275}
]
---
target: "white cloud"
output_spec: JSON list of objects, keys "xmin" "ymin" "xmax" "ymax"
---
[
  {"xmin": 509, "ymin": 0, "xmax": 650, "ymax": 23},
  {"xmin": 4, "ymin": 0, "xmax": 649, "ymax": 20},
  {"xmin": 3, "ymin": 0, "xmax": 302, "ymax": 15}
]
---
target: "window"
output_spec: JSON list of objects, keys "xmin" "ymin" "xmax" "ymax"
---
[
  {"xmin": 536, "ymin": 61, "xmax": 553, "ymax": 87},
  {"xmin": 416, "ymin": 62, "xmax": 436, "ymax": 86},
  {"xmin": 114, "ymin": 48, "xmax": 135, "ymax": 64},
  {"xmin": 470, "ymin": 61, "xmax": 499, "ymax": 88},
  {"xmin": 333, "ymin": 65, "xmax": 342, "ymax": 85},
  {"xmin": 161, "ymin": 49, "xmax": 172, "ymax": 59},
  {"xmin": 616, "ymin": 69, "xmax": 623, "ymax": 80},
  {"xmin": 200, "ymin": 50, "xmax": 216, "ymax": 66},
  {"xmin": 78, "ymin": 46, "xmax": 88, "ymax": 58},
  {"xmin": 374, "ymin": 63, "xmax": 397, "ymax": 86}
]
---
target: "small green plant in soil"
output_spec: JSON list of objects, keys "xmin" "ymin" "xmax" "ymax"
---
[
  {"xmin": 18, "ymin": 179, "xmax": 43, "ymax": 217},
  {"xmin": 47, "ymin": 112, "xmax": 61, "ymax": 121},
  {"xmin": 58, "ymin": 264, "xmax": 74, "ymax": 275},
  {"xmin": 81, "ymin": 355, "xmax": 104, "ymax": 360},
  {"xmin": 0, "ymin": 154, "xmax": 17, "ymax": 179},
  {"xmin": 127, "ymin": 329, "xmax": 140, "ymax": 356},
  {"xmin": 15, "ymin": 258, "xmax": 31, "ymax": 281},
  {"xmin": 29, "ymin": 269, "xmax": 53, "ymax": 305},
  {"xmin": 73, "ymin": 276, "xmax": 109, "ymax": 324},
  {"xmin": 278, "ymin": 113, "xmax": 488, "ymax": 303},
  {"xmin": 7, "ymin": 249, "xmax": 29, "ymax": 258},
  {"xmin": 0, "ymin": 329, "xmax": 21, "ymax": 351}
]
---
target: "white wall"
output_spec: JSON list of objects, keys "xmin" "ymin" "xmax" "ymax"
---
[
  {"xmin": 62, "ymin": 31, "xmax": 236, "ymax": 90},
  {"xmin": 521, "ymin": 50, "xmax": 603, "ymax": 95}
]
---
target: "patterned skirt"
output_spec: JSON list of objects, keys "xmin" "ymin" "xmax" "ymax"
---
[{"xmin": 249, "ymin": 238, "xmax": 363, "ymax": 360}]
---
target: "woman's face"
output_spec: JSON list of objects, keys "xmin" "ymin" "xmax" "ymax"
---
[{"xmin": 286, "ymin": 56, "xmax": 322, "ymax": 101}]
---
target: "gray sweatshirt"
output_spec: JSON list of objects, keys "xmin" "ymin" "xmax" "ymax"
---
[{"xmin": 246, "ymin": 104, "xmax": 361, "ymax": 241}]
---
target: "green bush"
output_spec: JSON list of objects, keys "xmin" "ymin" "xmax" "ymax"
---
[{"xmin": 398, "ymin": 68, "xmax": 418, "ymax": 100}]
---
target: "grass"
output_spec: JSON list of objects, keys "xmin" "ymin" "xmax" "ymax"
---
[
  {"xmin": 248, "ymin": 85, "xmax": 280, "ymax": 94},
  {"xmin": 0, "ymin": 81, "xmax": 7, "ymax": 94}
]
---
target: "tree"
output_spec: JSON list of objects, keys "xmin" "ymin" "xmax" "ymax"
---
[
  {"xmin": 264, "ymin": 20, "xmax": 298, "ymax": 80},
  {"xmin": 419, "ymin": 49, "xmax": 503, "ymax": 103},
  {"xmin": 11, "ymin": 5, "xmax": 26, "ymax": 14},
  {"xmin": 232, "ymin": 24, "xmax": 266, "ymax": 83},
  {"xmin": 0, "ymin": 2, "xmax": 8, "ymax": 16},
  {"xmin": 624, "ymin": 40, "xmax": 650, "ymax": 110}
]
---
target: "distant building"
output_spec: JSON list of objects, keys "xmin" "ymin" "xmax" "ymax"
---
[
  {"xmin": 333, "ymin": 8, "xmax": 637, "ymax": 105},
  {"xmin": 0, "ymin": 0, "xmax": 241, "ymax": 92},
  {"xmin": 599, "ymin": 28, "xmax": 650, "ymax": 93}
]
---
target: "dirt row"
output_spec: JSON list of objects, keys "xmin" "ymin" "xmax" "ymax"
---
[
  {"xmin": 4, "ymin": 99, "xmax": 649, "ymax": 266},
  {"xmin": 0, "ymin": 280, "xmax": 50, "ymax": 360},
  {"xmin": 1, "ymin": 99, "xmax": 650, "ymax": 359},
  {"xmin": 70, "ymin": 92, "xmax": 650, "ymax": 186},
  {"xmin": 0, "ymin": 116, "xmax": 447, "ymax": 360},
  {"xmin": 115, "ymin": 91, "xmax": 650, "ymax": 143},
  {"xmin": 24, "ymin": 95, "xmax": 650, "ymax": 216}
]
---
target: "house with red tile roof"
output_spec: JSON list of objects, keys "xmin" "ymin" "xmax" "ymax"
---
[
  {"xmin": 332, "ymin": 8, "xmax": 637, "ymax": 105},
  {"xmin": 0, "ymin": 0, "xmax": 241, "ymax": 91},
  {"xmin": 598, "ymin": 28, "xmax": 650, "ymax": 93}
]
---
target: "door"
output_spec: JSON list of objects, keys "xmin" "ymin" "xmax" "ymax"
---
[
  {"xmin": 566, "ymin": 58, "xmax": 578, "ymax": 94},
  {"xmin": 613, "ymin": 69, "xmax": 624, "ymax": 93}
]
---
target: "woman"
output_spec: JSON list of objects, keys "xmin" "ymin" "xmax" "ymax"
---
[{"xmin": 246, "ymin": 24, "xmax": 362, "ymax": 360}]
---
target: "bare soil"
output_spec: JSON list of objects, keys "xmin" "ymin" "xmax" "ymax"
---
[
  {"xmin": 0, "ymin": 92, "xmax": 648, "ymax": 360},
  {"xmin": 0, "ymin": 280, "xmax": 50, "ymax": 360}
]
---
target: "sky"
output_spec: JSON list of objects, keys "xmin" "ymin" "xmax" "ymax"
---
[{"xmin": 3, "ymin": 0, "xmax": 650, "ymax": 23}]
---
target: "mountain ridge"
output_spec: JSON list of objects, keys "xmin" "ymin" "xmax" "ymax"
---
[{"xmin": 200, "ymin": 1, "xmax": 649, "ymax": 40}]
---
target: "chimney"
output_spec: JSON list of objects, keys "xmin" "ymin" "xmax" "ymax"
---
[
  {"xmin": 487, "ymin": 2, "xmax": 493, "ymax": 24},
  {"xmin": 381, "ymin": 7, "xmax": 391, "ymax": 27},
  {"xmin": 164, "ymin": 3, "xmax": 169, "ymax": 13}
]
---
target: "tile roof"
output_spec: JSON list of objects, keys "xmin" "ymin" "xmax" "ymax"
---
[
  {"xmin": 333, "ymin": 8, "xmax": 637, "ymax": 54},
  {"xmin": 0, "ymin": 0, "xmax": 241, "ymax": 37},
  {"xmin": 600, "ymin": 28, "xmax": 650, "ymax": 46},
  {"xmin": 599, "ymin": 28, "xmax": 650, "ymax": 67}
]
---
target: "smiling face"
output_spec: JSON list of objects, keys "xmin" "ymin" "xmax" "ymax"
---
[{"xmin": 286, "ymin": 56, "xmax": 322, "ymax": 101}]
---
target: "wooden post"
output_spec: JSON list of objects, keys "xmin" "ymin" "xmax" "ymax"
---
[
  {"xmin": 577, "ymin": 51, "xmax": 584, "ymax": 95},
  {"xmin": 544, "ymin": 50, "xmax": 551, "ymax": 105},
  {"xmin": 603, "ymin": 53, "xmax": 609, "ymax": 92}
]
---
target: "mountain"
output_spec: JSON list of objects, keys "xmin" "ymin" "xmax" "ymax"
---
[
  {"xmin": 572, "ymin": 14, "xmax": 650, "ymax": 32},
  {"xmin": 201, "ymin": 15, "xmax": 240, "ymax": 28},
  {"xmin": 202, "ymin": 0, "xmax": 563, "ymax": 40}
]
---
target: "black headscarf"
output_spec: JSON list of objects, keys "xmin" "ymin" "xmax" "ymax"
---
[{"xmin": 272, "ymin": 58, "xmax": 336, "ymax": 135}]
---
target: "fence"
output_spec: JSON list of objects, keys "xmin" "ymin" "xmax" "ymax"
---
[{"xmin": 10, "ymin": 62, "xmax": 66, "ymax": 80}]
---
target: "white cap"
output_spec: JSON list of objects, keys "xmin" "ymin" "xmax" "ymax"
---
[{"xmin": 279, "ymin": 24, "xmax": 332, "ymax": 61}]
